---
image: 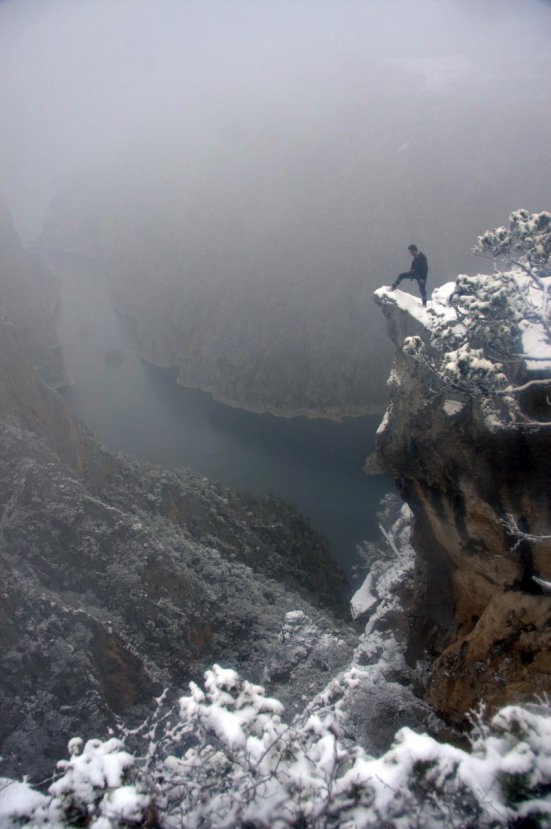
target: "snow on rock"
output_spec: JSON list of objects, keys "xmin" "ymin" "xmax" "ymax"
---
[
  {"xmin": 0, "ymin": 779, "xmax": 47, "ymax": 822},
  {"xmin": 350, "ymin": 572, "xmax": 377, "ymax": 619},
  {"xmin": 443, "ymin": 398, "xmax": 466, "ymax": 416},
  {"xmin": 375, "ymin": 407, "xmax": 390, "ymax": 435},
  {"xmin": 375, "ymin": 263, "xmax": 551, "ymax": 726},
  {"xmin": 4, "ymin": 511, "xmax": 551, "ymax": 829},
  {"xmin": 302, "ymin": 502, "xmax": 440, "ymax": 758},
  {"xmin": 377, "ymin": 269, "xmax": 551, "ymax": 432},
  {"xmin": 377, "ymin": 274, "xmax": 551, "ymax": 376},
  {"xmin": 283, "ymin": 610, "xmax": 307, "ymax": 625},
  {"xmin": 521, "ymin": 319, "xmax": 551, "ymax": 371},
  {"xmin": 374, "ymin": 281, "xmax": 456, "ymax": 331}
]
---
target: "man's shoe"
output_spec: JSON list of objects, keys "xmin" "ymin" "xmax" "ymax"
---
[{"xmin": 389, "ymin": 283, "xmax": 397, "ymax": 291}]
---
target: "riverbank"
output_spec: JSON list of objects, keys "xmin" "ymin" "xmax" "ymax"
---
[
  {"xmin": 173, "ymin": 371, "xmax": 386, "ymax": 422},
  {"xmin": 41, "ymin": 249, "xmax": 392, "ymax": 579}
]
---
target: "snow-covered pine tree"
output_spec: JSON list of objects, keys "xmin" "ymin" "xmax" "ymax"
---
[
  {"xmin": 473, "ymin": 208, "xmax": 551, "ymax": 330},
  {"xmin": 473, "ymin": 208, "xmax": 551, "ymax": 281}
]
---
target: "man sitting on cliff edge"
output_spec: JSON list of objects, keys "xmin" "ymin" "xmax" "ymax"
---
[{"xmin": 390, "ymin": 244, "xmax": 429, "ymax": 305}]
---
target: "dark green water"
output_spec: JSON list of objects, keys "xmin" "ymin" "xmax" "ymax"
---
[{"xmin": 54, "ymin": 253, "xmax": 391, "ymax": 581}]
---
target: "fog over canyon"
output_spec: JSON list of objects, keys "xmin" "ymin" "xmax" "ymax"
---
[{"xmin": 1, "ymin": 2, "xmax": 551, "ymax": 826}]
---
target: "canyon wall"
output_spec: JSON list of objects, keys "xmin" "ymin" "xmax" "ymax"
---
[{"xmin": 374, "ymin": 284, "xmax": 551, "ymax": 724}]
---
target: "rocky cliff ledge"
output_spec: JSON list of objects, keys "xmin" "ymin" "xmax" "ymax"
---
[{"xmin": 374, "ymin": 279, "xmax": 551, "ymax": 725}]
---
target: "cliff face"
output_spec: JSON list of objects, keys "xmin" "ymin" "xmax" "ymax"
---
[
  {"xmin": 374, "ymin": 284, "xmax": 551, "ymax": 725},
  {"xmin": 0, "ymin": 206, "xmax": 353, "ymax": 780}
]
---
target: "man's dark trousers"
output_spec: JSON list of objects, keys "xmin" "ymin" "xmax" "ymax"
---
[{"xmin": 393, "ymin": 272, "xmax": 428, "ymax": 305}]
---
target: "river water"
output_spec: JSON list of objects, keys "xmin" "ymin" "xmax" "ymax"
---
[{"xmin": 52, "ymin": 252, "xmax": 392, "ymax": 582}]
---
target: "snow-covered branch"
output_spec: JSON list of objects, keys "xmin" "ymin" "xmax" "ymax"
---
[
  {"xmin": 501, "ymin": 513, "xmax": 551, "ymax": 546},
  {"xmin": 4, "ymin": 670, "xmax": 551, "ymax": 828},
  {"xmin": 473, "ymin": 209, "xmax": 551, "ymax": 280},
  {"xmin": 505, "ymin": 377, "xmax": 551, "ymax": 394}
]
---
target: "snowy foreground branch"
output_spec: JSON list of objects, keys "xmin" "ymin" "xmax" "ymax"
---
[
  {"xmin": 501, "ymin": 513, "xmax": 551, "ymax": 547},
  {"xmin": 2, "ymin": 667, "xmax": 551, "ymax": 828}
]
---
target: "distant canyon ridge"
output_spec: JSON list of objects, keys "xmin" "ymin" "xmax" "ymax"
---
[
  {"xmin": 38, "ymin": 174, "xmax": 391, "ymax": 418},
  {"xmin": 38, "ymin": 74, "xmax": 550, "ymax": 418}
]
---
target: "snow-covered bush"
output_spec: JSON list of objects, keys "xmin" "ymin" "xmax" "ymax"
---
[
  {"xmin": 440, "ymin": 343, "xmax": 509, "ymax": 391},
  {"xmin": 474, "ymin": 208, "xmax": 551, "ymax": 278},
  {"xmin": 0, "ymin": 738, "xmax": 151, "ymax": 828},
  {"xmin": 4, "ymin": 674, "xmax": 551, "ymax": 828},
  {"xmin": 430, "ymin": 271, "xmax": 534, "ymax": 398},
  {"xmin": 141, "ymin": 664, "xmax": 354, "ymax": 828},
  {"xmin": 473, "ymin": 208, "xmax": 551, "ymax": 339}
]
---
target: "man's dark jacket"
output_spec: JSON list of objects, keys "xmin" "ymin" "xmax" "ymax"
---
[{"xmin": 412, "ymin": 252, "xmax": 428, "ymax": 279}]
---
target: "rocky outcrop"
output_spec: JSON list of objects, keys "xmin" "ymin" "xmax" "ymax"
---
[
  {"xmin": 0, "ymin": 210, "xmax": 354, "ymax": 781},
  {"xmin": 374, "ymin": 285, "xmax": 551, "ymax": 725}
]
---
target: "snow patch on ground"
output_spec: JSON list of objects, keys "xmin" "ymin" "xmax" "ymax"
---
[
  {"xmin": 521, "ymin": 320, "xmax": 551, "ymax": 371},
  {"xmin": 519, "ymin": 274, "xmax": 551, "ymax": 371},
  {"xmin": 375, "ymin": 407, "xmax": 390, "ymax": 435},
  {"xmin": 350, "ymin": 572, "xmax": 377, "ymax": 618},
  {"xmin": 375, "ymin": 281, "xmax": 457, "ymax": 331},
  {"xmin": 443, "ymin": 398, "xmax": 466, "ymax": 416}
]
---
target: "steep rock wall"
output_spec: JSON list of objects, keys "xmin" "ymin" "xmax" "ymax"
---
[{"xmin": 374, "ymin": 286, "xmax": 551, "ymax": 725}]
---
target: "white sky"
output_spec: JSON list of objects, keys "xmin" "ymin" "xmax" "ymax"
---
[{"xmin": 1, "ymin": 0, "xmax": 550, "ymax": 239}]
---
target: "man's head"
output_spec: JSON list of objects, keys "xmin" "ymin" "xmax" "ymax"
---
[{"xmin": 408, "ymin": 244, "xmax": 418, "ymax": 256}]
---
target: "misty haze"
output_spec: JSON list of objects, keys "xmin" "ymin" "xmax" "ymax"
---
[
  {"xmin": 1, "ymin": 1, "xmax": 551, "ymax": 826},
  {"xmin": 3, "ymin": 0, "xmax": 551, "ymax": 415}
]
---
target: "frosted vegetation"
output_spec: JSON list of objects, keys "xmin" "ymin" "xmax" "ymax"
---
[
  {"xmin": 2, "ymin": 685, "xmax": 551, "ymax": 828},
  {"xmin": 2, "ymin": 506, "xmax": 551, "ymax": 828}
]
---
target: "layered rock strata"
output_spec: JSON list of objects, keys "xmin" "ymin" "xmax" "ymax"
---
[{"xmin": 374, "ymin": 285, "xmax": 551, "ymax": 724}]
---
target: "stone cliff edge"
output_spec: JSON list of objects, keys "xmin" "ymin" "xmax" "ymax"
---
[{"xmin": 374, "ymin": 282, "xmax": 551, "ymax": 724}]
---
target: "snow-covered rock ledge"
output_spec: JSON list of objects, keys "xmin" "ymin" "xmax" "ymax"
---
[
  {"xmin": 372, "ymin": 247, "xmax": 551, "ymax": 726},
  {"xmin": 374, "ymin": 281, "xmax": 456, "ymax": 336},
  {"xmin": 375, "ymin": 277, "xmax": 551, "ymax": 387}
]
